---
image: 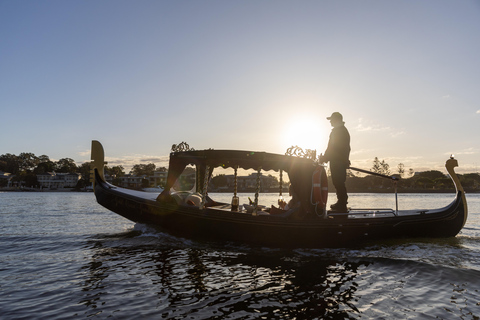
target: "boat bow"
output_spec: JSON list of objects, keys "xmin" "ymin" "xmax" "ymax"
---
[{"xmin": 446, "ymin": 157, "xmax": 468, "ymax": 228}]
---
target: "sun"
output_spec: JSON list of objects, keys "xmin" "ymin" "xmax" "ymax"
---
[{"xmin": 282, "ymin": 116, "xmax": 330, "ymax": 154}]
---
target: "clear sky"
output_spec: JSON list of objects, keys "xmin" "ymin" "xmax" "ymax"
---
[{"xmin": 1, "ymin": 0, "xmax": 479, "ymax": 174}]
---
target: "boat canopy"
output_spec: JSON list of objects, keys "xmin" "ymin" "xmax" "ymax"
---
[{"xmin": 158, "ymin": 149, "xmax": 319, "ymax": 209}]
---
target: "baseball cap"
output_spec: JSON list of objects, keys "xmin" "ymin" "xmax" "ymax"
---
[{"xmin": 327, "ymin": 112, "xmax": 343, "ymax": 121}]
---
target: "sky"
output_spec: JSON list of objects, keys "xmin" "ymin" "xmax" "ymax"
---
[{"xmin": 1, "ymin": 0, "xmax": 479, "ymax": 175}]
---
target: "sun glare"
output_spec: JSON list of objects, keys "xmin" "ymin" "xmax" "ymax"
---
[{"xmin": 282, "ymin": 117, "xmax": 329, "ymax": 154}]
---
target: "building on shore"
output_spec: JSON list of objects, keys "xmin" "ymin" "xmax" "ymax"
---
[
  {"xmin": 111, "ymin": 170, "xmax": 284, "ymax": 192},
  {"xmin": 37, "ymin": 172, "xmax": 81, "ymax": 189},
  {"xmin": 221, "ymin": 173, "xmax": 283, "ymax": 192},
  {"xmin": 149, "ymin": 171, "xmax": 168, "ymax": 188},
  {"xmin": 118, "ymin": 174, "xmax": 148, "ymax": 189},
  {"xmin": 116, "ymin": 171, "xmax": 168, "ymax": 190}
]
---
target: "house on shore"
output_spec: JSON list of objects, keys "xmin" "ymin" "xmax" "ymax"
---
[
  {"xmin": 118, "ymin": 174, "xmax": 148, "ymax": 189},
  {"xmin": 149, "ymin": 171, "xmax": 168, "ymax": 188},
  {"xmin": 222, "ymin": 173, "xmax": 281, "ymax": 192},
  {"xmin": 37, "ymin": 172, "xmax": 81, "ymax": 189}
]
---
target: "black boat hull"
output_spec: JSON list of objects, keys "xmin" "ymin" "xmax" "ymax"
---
[{"xmin": 94, "ymin": 171, "xmax": 467, "ymax": 248}]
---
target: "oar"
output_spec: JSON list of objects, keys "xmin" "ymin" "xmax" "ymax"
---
[{"xmin": 349, "ymin": 166, "xmax": 399, "ymax": 181}]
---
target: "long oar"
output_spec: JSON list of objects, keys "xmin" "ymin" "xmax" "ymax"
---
[{"xmin": 348, "ymin": 166, "xmax": 399, "ymax": 181}]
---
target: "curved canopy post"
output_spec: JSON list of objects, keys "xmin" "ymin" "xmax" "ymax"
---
[{"xmin": 231, "ymin": 166, "xmax": 239, "ymax": 211}]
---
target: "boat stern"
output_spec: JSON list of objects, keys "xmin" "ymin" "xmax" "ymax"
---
[{"xmin": 90, "ymin": 140, "xmax": 107, "ymax": 189}]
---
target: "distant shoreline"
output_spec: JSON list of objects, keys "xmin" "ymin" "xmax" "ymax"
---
[
  {"xmin": 1, "ymin": 188, "xmax": 478, "ymax": 194},
  {"xmin": 0, "ymin": 188, "xmax": 91, "ymax": 193}
]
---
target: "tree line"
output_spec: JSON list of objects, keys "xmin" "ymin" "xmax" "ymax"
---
[
  {"xmin": 0, "ymin": 152, "xmax": 169, "ymax": 188},
  {"xmin": 0, "ymin": 152, "xmax": 85, "ymax": 188},
  {"xmin": 345, "ymin": 157, "xmax": 480, "ymax": 192},
  {"xmin": 1, "ymin": 152, "xmax": 479, "ymax": 192}
]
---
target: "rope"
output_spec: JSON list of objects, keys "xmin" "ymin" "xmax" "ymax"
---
[
  {"xmin": 200, "ymin": 165, "xmax": 210, "ymax": 209},
  {"xmin": 279, "ymin": 169, "xmax": 283, "ymax": 197},
  {"xmin": 233, "ymin": 166, "xmax": 238, "ymax": 197}
]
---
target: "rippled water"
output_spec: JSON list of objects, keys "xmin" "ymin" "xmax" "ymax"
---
[{"xmin": 1, "ymin": 192, "xmax": 480, "ymax": 319}]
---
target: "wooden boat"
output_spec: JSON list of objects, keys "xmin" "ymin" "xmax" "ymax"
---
[{"xmin": 90, "ymin": 140, "xmax": 468, "ymax": 248}]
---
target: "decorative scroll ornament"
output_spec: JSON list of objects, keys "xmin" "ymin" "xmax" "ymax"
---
[
  {"xmin": 285, "ymin": 145, "xmax": 317, "ymax": 161},
  {"xmin": 171, "ymin": 142, "xmax": 195, "ymax": 153}
]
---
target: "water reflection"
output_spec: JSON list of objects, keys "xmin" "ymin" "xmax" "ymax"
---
[
  {"xmin": 77, "ymin": 226, "xmax": 480, "ymax": 319},
  {"xmin": 216, "ymin": 252, "xmax": 369, "ymax": 319},
  {"xmin": 79, "ymin": 232, "xmax": 373, "ymax": 319}
]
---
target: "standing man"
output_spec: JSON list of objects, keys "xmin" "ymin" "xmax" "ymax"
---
[{"xmin": 319, "ymin": 112, "xmax": 351, "ymax": 212}]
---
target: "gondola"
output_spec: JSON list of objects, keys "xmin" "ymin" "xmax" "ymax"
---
[{"xmin": 90, "ymin": 140, "xmax": 468, "ymax": 248}]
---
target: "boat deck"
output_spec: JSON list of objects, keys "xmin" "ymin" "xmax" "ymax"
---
[{"xmin": 100, "ymin": 185, "xmax": 438, "ymax": 219}]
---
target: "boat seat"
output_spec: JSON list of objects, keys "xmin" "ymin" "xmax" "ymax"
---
[{"xmin": 185, "ymin": 192, "xmax": 202, "ymax": 207}]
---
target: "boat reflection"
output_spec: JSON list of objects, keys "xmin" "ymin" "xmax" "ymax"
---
[{"xmin": 79, "ymin": 231, "xmax": 373, "ymax": 319}]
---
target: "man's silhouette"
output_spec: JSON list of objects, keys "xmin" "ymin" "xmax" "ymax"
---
[{"xmin": 320, "ymin": 112, "xmax": 350, "ymax": 212}]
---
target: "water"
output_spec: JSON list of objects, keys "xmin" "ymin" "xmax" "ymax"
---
[{"xmin": 1, "ymin": 192, "xmax": 480, "ymax": 319}]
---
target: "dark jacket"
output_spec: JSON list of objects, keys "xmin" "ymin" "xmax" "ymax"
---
[{"xmin": 323, "ymin": 124, "xmax": 350, "ymax": 166}]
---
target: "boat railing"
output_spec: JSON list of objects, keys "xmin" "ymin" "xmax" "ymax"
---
[
  {"xmin": 348, "ymin": 208, "xmax": 395, "ymax": 212},
  {"xmin": 349, "ymin": 166, "xmax": 400, "ymax": 216}
]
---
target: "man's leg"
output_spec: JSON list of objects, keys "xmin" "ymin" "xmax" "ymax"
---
[{"xmin": 330, "ymin": 163, "xmax": 348, "ymax": 210}]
